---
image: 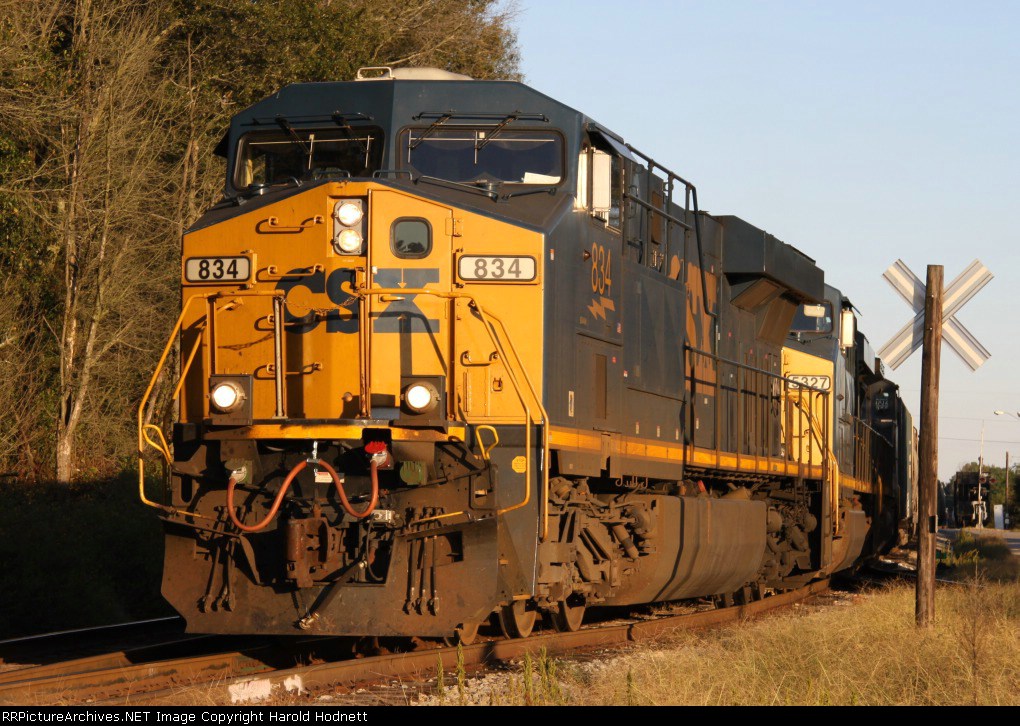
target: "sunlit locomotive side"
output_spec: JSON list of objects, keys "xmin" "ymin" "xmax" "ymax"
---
[
  {"xmin": 139, "ymin": 67, "xmax": 914, "ymax": 641},
  {"xmin": 783, "ymin": 290, "xmax": 917, "ymax": 573}
]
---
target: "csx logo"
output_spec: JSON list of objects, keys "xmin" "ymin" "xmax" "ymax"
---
[{"xmin": 276, "ymin": 268, "xmax": 439, "ymax": 334}]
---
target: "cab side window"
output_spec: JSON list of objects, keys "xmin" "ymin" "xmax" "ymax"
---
[
  {"xmin": 576, "ymin": 142, "xmax": 622, "ymax": 230},
  {"xmin": 391, "ymin": 218, "xmax": 432, "ymax": 258}
]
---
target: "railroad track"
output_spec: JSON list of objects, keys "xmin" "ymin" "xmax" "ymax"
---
[
  {"xmin": 0, "ymin": 617, "xmax": 187, "ymax": 672},
  {"xmin": 0, "ymin": 632, "xmax": 357, "ymax": 705},
  {"xmin": 0, "ymin": 579, "xmax": 832, "ymax": 706}
]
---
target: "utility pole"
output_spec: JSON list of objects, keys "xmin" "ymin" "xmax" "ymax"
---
[{"xmin": 916, "ymin": 265, "xmax": 942, "ymax": 628}]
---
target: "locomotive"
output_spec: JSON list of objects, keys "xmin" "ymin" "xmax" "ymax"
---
[
  {"xmin": 948, "ymin": 471, "xmax": 991, "ymax": 528},
  {"xmin": 138, "ymin": 67, "xmax": 916, "ymax": 642}
]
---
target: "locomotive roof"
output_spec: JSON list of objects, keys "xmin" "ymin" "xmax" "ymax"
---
[{"xmin": 217, "ymin": 77, "xmax": 588, "ymax": 163}]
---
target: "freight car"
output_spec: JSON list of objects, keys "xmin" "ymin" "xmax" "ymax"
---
[{"xmin": 138, "ymin": 67, "xmax": 916, "ymax": 641}]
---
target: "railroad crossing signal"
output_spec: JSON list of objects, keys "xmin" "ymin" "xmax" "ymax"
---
[{"xmin": 877, "ymin": 259, "xmax": 992, "ymax": 370}]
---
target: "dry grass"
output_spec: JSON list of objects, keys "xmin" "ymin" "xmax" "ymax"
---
[
  {"xmin": 943, "ymin": 530, "xmax": 1020, "ymax": 582},
  {"xmin": 426, "ymin": 582, "xmax": 1019, "ymax": 706}
]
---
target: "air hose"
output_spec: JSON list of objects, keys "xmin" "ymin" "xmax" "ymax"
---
[{"xmin": 226, "ymin": 454, "xmax": 380, "ymax": 532}]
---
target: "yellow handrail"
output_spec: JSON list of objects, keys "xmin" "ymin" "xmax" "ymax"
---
[
  {"xmin": 140, "ymin": 285, "xmax": 549, "ymax": 537},
  {"xmin": 137, "ymin": 290, "xmax": 283, "ymax": 517},
  {"xmin": 137, "ymin": 293, "xmax": 212, "ymax": 512},
  {"xmin": 788, "ymin": 390, "xmax": 840, "ymax": 535},
  {"xmin": 358, "ymin": 287, "xmax": 550, "ymax": 535},
  {"xmin": 142, "ymin": 424, "xmax": 172, "ymax": 465},
  {"xmin": 475, "ymin": 425, "xmax": 500, "ymax": 461},
  {"xmin": 484, "ymin": 307, "xmax": 553, "ymax": 538}
]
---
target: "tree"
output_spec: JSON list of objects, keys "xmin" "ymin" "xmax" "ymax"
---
[
  {"xmin": 0, "ymin": 0, "xmax": 182, "ymax": 482},
  {"xmin": 0, "ymin": 0, "xmax": 521, "ymax": 482}
]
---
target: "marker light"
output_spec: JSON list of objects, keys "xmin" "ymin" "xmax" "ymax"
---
[
  {"xmin": 335, "ymin": 202, "xmax": 364, "ymax": 226},
  {"xmin": 404, "ymin": 382, "xmax": 438, "ymax": 413},
  {"xmin": 211, "ymin": 381, "xmax": 244, "ymax": 412},
  {"xmin": 334, "ymin": 228, "xmax": 363, "ymax": 254}
]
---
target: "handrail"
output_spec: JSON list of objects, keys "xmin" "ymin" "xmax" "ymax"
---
[
  {"xmin": 137, "ymin": 290, "xmax": 285, "ymax": 518},
  {"xmin": 685, "ymin": 344, "xmax": 832, "ymax": 480},
  {"xmin": 140, "ymin": 285, "xmax": 549, "ymax": 538},
  {"xmin": 788, "ymin": 392, "xmax": 828, "ymax": 460},
  {"xmin": 358, "ymin": 287, "xmax": 550, "ymax": 535},
  {"xmin": 622, "ymin": 192, "xmax": 692, "ymax": 232},
  {"xmin": 137, "ymin": 293, "xmax": 212, "ymax": 514},
  {"xmin": 686, "ymin": 345, "xmax": 829, "ymax": 391}
]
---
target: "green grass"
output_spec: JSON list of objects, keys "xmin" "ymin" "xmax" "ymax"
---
[{"xmin": 0, "ymin": 473, "xmax": 172, "ymax": 639}]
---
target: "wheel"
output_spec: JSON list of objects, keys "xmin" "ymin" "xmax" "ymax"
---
[
  {"xmin": 550, "ymin": 596, "xmax": 585, "ymax": 632},
  {"xmin": 498, "ymin": 600, "xmax": 538, "ymax": 639},
  {"xmin": 444, "ymin": 620, "xmax": 481, "ymax": 646}
]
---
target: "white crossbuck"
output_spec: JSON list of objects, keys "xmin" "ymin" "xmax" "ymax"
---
[{"xmin": 877, "ymin": 259, "xmax": 992, "ymax": 370}]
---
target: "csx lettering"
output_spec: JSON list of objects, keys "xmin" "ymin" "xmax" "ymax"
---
[
  {"xmin": 276, "ymin": 268, "xmax": 359, "ymax": 334},
  {"xmin": 275, "ymin": 267, "xmax": 440, "ymax": 334},
  {"xmin": 373, "ymin": 268, "xmax": 440, "ymax": 333}
]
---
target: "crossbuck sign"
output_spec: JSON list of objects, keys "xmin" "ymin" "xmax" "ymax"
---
[{"xmin": 877, "ymin": 259, "xmax": 993, "ymax": 370}]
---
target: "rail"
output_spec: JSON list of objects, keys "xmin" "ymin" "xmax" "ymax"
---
[
  {"xmin": 622, "ymin": 141, "xmax": 716, "ymax": 347},
  {"xmin": 1, "ymin": 579, "xmax": 830, "ymax": 705},
  {"xmin": 788, "ymin": 392, "xmax": 841, "ymax": 534},
  {"xmin": 848, "ymin": 416, "xmax": 894, "ymax": 502}
]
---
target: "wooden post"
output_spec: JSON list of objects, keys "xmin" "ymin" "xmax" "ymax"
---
[{"xmin": 916, "ymin": 265, "xmax": 943, "ymax": 627}]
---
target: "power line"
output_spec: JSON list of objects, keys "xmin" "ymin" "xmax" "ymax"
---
[{"xmin": 938, "ymin": 436, "xmax": 1020, "ymax": 442}]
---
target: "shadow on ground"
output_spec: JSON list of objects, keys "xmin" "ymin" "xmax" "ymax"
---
[{"xmin": 0, "ymin": 474, "xmax": 173, "ymax": 639}]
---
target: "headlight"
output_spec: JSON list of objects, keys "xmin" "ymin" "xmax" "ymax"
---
[
  {"xmin": 334, "ymin": 228, "xmax": 363, "ymax": 254},
  {"xmin": 404, "ymin": 382, "xmax": 438, "ymax": 413},
  {"xmin": 211, "ymin": 381, "xmax": 244, "ymax": 412},
  {"xmin": 334, "ymin": 202, "xmax": 364, "ymax": 226}
]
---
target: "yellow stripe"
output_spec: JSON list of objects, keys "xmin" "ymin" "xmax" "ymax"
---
[
  {"xmin": 839, "ymin": 474, "xmax": 874, "ymax": 494},
  {"xmin": 208, "ymin": 423, "xmax": 466, "ymax": 443},
  {"xmin": 550, "ymin": 425, "xmax": 825, "ymax": 480}
]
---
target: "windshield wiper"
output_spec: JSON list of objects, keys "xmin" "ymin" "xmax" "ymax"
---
[
  {"xmin": 233, "ymin": 176, "xmax": 304, "ymax": 204},
  {"xmin": 414, "ymin": 175, "xmax": 499, "ymax": 201},
  {"xmin": 330, "ymin": 111, "xmax": 370, "ymax": 155},
  {"xmin": 409, "ymin": 112, "xmax": 453, "ymax": 151},
  {"xmin": 475, "ymin": 111, "xmax": 521, "ymax": 152},
  {"xmin": 274, "ymin": 115, "xmax": 310, "ymax": 155},
  {"xmin": 500, "ymin": 186, "xmax": 557, "ymax": 200}
]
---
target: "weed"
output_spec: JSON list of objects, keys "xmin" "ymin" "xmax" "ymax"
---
[
  {"xmin": 522, "ymin": 651, "xmax": 535, "ymax": 705},
  {"xmin": 456, "ymin": 643, "xmax": 466, "ymax": 706},
  {"xmin": 435, "ymin": 653, "xmax": 445, "ymax": 705}
]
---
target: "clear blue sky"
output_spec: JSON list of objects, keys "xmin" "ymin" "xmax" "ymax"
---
[{"xmin": 516, "ymin": 0, "xmax": 1020, "ymax": 481}]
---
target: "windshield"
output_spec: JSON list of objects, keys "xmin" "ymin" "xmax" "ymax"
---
[
  {"xmin": 790, "ymin": 302, "xmax": 833, "ymax": 334},
  {"xmin": 234, "ymin": 128, "xmax": 384, "ymax": 189},
  {"xmin": 402, "ymin": 128, "xmax": 562, "ymax": 184}
]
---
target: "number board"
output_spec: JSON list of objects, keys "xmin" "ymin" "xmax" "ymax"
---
[
  {"xmin": 184, "ymin": 256, "xmax": 251, "ymax": 284},
  {"xmin": 788, "ymin": 374, "xmax": 831, "ymax": 391},
  {"xmin": 458, "ymin": 255, "xmax": 536, "ymax": 282}
]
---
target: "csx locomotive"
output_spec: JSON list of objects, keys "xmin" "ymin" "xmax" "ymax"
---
[{"xmin": 139, "ymin": 67, "xmax": 916, "ymax": 642}]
